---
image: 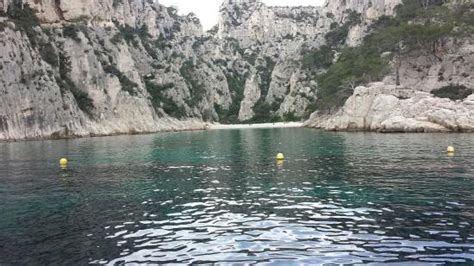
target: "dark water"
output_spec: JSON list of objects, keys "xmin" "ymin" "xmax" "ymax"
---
[{"xmin": 1, "ymin": 128, "xmax": 474, "ymax": 264}]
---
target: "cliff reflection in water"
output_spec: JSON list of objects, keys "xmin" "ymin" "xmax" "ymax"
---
[{"xmin": 0, "ymin": 129, "xmax": 473, "ymax": 264}]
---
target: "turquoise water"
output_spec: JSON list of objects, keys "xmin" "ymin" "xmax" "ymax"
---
[{"xmin": 1, "ymin": 128, "xmax": 474, "ymax": 264}]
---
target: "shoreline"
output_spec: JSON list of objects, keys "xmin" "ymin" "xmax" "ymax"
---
[
  {"xmin": 4, "ymin": 120, "xmax": 473, "ymax": 143},
  {"xmin": 0, "ymin": 122, "xmax": 304, "ymax": 143},
  {"xmin": 0, "ymin": 127, "xmax": 208, "ymax": 143},
  {"xmin": 209, "ymin": 122, "xmax": 304, "ymax": 130}
]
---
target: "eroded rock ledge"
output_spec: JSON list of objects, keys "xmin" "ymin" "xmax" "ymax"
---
[{"xmin": 304, "ymin": 83, "xmax": 474, "ymax": 133}]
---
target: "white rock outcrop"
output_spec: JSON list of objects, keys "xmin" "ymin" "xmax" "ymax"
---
[
  {"xmin": 239, "ymin": 74, "xmax": 260, "ymax": 121},
  {"xmin": 324, "ymin": 0, "xmax": 402, "ymax": 21},
  {"xmin": 305, "ymin": 83, "xmax": 474, "ymax": 132}
]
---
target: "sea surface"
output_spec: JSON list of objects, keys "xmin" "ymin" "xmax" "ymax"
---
[{"xmin": 1, "ymin": 128, "xmax": 474, "ymax": 264}]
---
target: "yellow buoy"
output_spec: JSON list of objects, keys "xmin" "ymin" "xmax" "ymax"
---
[
  {"xmin": 447, "ymin": 146, "xmax": 455, "ymax": 153},
  {"xmin": 276, "ymin": 160, "xmax": 284, "ymax": 169},
  {"xmin": 276, "ymin": 153, "xmax": 285, "ymax": 160},
  {"xmin": 59, "ymin": 158, "xmax": 68, "ymax": 166}
]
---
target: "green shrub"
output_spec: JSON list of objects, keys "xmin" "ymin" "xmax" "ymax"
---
[
  {"xmin": 395, "ymin": 0, "xmax": 444, "ymax": 21},
  {"xmin": 283, "ymin": 111, "xmax": 301, "ymax": 122},
  {"xmin": 39, "ymin": 42, "xmax": 58, "ymax": 67},
  {"xmin": 70, "ymin": 86, "xmax": 95, "ymax": 117},
  {"xmin": 192, "ymin": 36, "xmax": 212, "ymax": 49},
  {"xmin": 171, "ymin": 22, "xmax": 181, "ymax": 32},
  {"xmin": 312, "ymin": 44, "xmax": 390, "ymax": 113},
  {"xmin": 145, "ymin": 80, "xmax": 186, "ymax": 118},
  {"xmin": 58, "ymin": 53, "xmax": 94, "ymax": 116},
  {"xmin": 63, "ymin": 25, "xmax": 81, "ymax": 42},
  {"xmin": 431, "ymin": 84, "xmax": 473, "ymax": 101},
  {"xmin": 110, "ymin": 33, "xmax": 123, "ymax": 45},
  {"xmin": 136, "ymin": 25, "xmax": 150, "ymax": 40},
  {"xmin": 246, "ymin": 101, "xmax": 273, "ymax": 123},
  {"xmin": 154, "ymin": 34, "xmax": 172, "ymax": 50},
  {"xmin": 7, "ymin": 3, "xmax": 40, "ymax": 47},
  {"xmin": 180, "ymin": 61, "xmax": 206, "ymax": 106},
  {"xmin": 256, "ymin": 57, "xmax": 276, "ymax": 98},
  {"xmin": 216, "ymin": 73, "xmax": 246, "ymax": 124},
  {"xmin": 112, "ymin": 24, "xmax": 163, "ymax": 59},
  {"xmin": 0, "ymin": 22, "xmax": 7, "ymax": 32},
  {"xmin": 245, "ymin": 101, "xmax": 284, "ymax": 124},
  {"xmin": 302, "ymin": 45, "xmax": 334, "ymax": 70},
  {"xmin": 113, "ymin": 0, "xmax": 122, "ymax": 8},
  {"xmin": 103, "ymin": 65, "xmax": 138, "ymax": 96},
  {"xmin": 116, "ymin": 24, "xmax": 138, "ymax": 45},
  {"xmin": 112, "ymin": 23, "xmax": 150, "ymax": 46}
]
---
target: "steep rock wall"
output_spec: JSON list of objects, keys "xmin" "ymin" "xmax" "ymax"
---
[
  {"xmin": 0, "ymin": 0, "xmax": 213, "ymax": 140},
  {"xmin": 2, "ymin": 0, "xmax": 461, "ymax": 140},
  {"xmin": 215, "ymin": 0, "xmax": 404, "ymax": 120},
  {"xmin": 305, "ymin": 38, "xmax": 474, "ymax": 132}
]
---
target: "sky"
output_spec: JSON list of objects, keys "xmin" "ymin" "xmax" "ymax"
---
[{"xmin": 159, "ymin": 0, "xmax": 325, "ymax": 30}]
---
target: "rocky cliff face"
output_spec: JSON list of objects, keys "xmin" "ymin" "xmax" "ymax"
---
[
  {"xmin": 304, "ymin": 2, "xmax": 474, "ymax": 132},
  {"xmin": 0, "ymin": 0, "xmax": 389, "ymax": 140},
  {"xmin": 215, "ymin": 0, "xmax": 403, "ymax": 121},
  {"xmin": 0, "ymin": 0, "xmax": 471, "ymax": 140},
  {"xmin": 324, "ymin": 0, "xmax": 401, "ymax": 20},
  {"xmin": 0, "ymin": 0, "xmax": 214, "ymax": 140}
]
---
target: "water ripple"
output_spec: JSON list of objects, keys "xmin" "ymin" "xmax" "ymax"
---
[{"xmin": 1, "ymin": 129, "xmax": 474, "ymax": 264}]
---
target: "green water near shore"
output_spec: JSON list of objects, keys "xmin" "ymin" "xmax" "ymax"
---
[{"xmin": 1, "ymin": 128, "xmax": 473, "ymax": 264}]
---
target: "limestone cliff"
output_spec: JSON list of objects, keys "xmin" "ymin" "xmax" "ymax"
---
[
  {"xmin": 0, "ymin": 0, "xmax": 214, "ymax": 140},
  {"xmin": 304, "ymin": 1, "xmax": 474, "ymax": 132},
  {"xmin": 215, "ymin": 0, "xmax": 403, "ymax": 121},
  {"xmin": 0, "ymin": 0, "xmax": 471, "ymax": 140},
  {"xmin": 0, "ymin": 0, "xmax": 390, "ymax": 140}
]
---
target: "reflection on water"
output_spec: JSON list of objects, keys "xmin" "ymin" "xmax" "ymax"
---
[{"xmin": 1, "ymin": 129, "xmax": 474, "ymax": 264}]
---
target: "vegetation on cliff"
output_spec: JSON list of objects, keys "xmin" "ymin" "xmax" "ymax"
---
[
  {"xmin": 432, "ymin": 84, "xmax": 473, "ymax": 101},
  {"xmin": 303, "ymin": 0, "xmax": 474, "ymax": 114},
  {"xmin": 1, "ymin": 0, "xmax": 473, "ymax": 133}
]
